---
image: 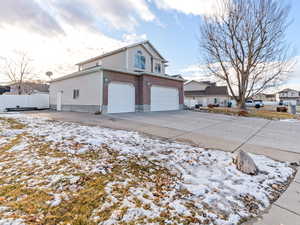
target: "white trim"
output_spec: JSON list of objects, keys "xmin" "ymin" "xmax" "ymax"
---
[
  {"xmin": 76, "ymin": 40, "xmax": 168, "ymax": 66},
  {"xmin": 99, "ymin": 70, "xmax": 104, "ymax": 111},
  {"xmin": 125, "ymin": 49, "xmax": 129, "ymax": 70},
  {"xmin": 50, "ymin": 66, "xmax": 184, "ymax": 84},
  {"xmin": 50, "ymin": 67, "xmax": 102, "ymax": 83}
]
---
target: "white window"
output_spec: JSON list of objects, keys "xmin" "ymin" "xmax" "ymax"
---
[
  {"xmin": 155, "ymin": 63, "xmax": 161, "ymax": 73},
  {"xmin": 134, "ymin": 50, "xmax": 146, "ymax": 70},
  {"xmin": 73, "ymin": 89, "xmax": 79, "ymax": 99}
]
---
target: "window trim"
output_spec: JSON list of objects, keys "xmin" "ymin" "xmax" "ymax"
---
[
  {"xmin": 154, "ymin": 63, "xmax": 161, "ymax": 73},
  {"xmin": 134, "ymin": 50, "xmax": 146, "ymax": 70}
]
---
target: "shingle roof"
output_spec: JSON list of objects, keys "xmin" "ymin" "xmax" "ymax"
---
[{"xmin": 185, "ymin": 86, "xmax": 228, "ymax": 96}]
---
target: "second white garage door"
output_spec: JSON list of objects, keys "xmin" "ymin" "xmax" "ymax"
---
[
  {"xmin": 151, "ymin": 86, "xmax": 179, "ymax": 111},
  {"xmin": 108, "ymin": 82, "xmax": 135, "ymax": 113}
]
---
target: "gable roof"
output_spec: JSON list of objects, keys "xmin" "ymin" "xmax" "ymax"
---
[
  {"xmin": 185, "ymin": 86, "xmax": 228, "ymax": 96},
  {"xmin": 278, "ymin": 88, "xmax": 299, "ymax": 93},
  {"xmin": 184, "ymin": 80, "xmax": 216, "ymax": 86},
  {"xmin": 76, "ymin": 40, "xmax": 167, "ymax": 66}
]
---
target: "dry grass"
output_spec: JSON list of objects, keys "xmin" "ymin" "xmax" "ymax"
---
[
  {"xmin": 0, "ymin": 117, "xmax": 196, "ymax": 225},
  {"xmin": 0, "ymin": 116, "xmax": 295, "ymax": 225},
  {"xmin": 201, "ymin": 107, "xmax": 299, "ymax": 120},
  {"xmin": 0, "ymin": 117, "xmax": 26, "ymax": 129}
]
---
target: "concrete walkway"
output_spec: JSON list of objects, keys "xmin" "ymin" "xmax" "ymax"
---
[{"xmin": 27, "ymin": 110, "xmax": 300, "ymax": 225}]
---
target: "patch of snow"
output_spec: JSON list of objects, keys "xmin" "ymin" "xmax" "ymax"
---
[
  {"xmin": 47, "ymin": 194, "xmax": 63, "ymax": 207},
  {"xmin": 280, "ymin": 119, "xmax": 299, "ymax": 122},
  {"xmin": 0, "ymin": 113, "xmax": 295, "ymax": 225},
  {"xmin": 0, "ymin": 218, "xmax": 25, "ymax": 225},
  {"xmin": 8, "ymin": 142, "xmax": 28, "ymax": 152}
]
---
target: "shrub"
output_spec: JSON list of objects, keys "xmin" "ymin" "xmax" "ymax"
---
[{"xmin": 276, "ymin": 107, "xmax": 287, "ymax": 112}]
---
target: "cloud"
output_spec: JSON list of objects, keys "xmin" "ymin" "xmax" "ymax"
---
[
  {"xmin": 0, "ymin": 25, "xmax": 124, "ymax": 81},
  {"xmin": 180, "ymin": 57, "xmax": 300, "ymax": 91},
  {"xmin": 52, "ymin": 0, "xmax": 155, "ymax": 31},
  {"xmin": 153, "ymin": 0, "xmax": 224, "ymax": 17},
  {"xmin": 0, "ymin": 0, "xmax": 156, "ymax": 37},
  {"xmin": 180, "ymin": 64, "xmax": 212, "ymax": 80},
  {"xmin": 0, "ymin": 0, "xmax": 63, "ymax": 36},
  {"xmin": 122, "ymin": 33, "xmax": 148, "ymax": 44},
  {"xmin": 0, "ymin": 0, "xmax": 158, "ymax": 83}
]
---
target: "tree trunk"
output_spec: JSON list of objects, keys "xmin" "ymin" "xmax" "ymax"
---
[
  {"xmin": 238, "ymin": 101, "xmax": 246, "ymax": 110},
  {"xmin": 18, "ymin": 85, "xmax": 21, "ymax": 95}
]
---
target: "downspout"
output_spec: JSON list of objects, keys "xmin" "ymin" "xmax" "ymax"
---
[
  {"xmin": 99, "ymin": 70, "xmax": 104, "ymax": 112},
  {"xmin": 125, "ymin": 49, "xmax": 129, "ymax": 70},
  {"xmin": 151, "ymin": 57, "xmax": 153, "ymax": 73}
]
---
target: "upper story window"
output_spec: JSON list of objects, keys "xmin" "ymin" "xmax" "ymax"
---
[
  {"xmin": 134, "ymin": 50, "xmax": 146, "ymax": 70},
  {"xmin": 154, "ymin": 63, "xmax": 161, "ymax": 73}
]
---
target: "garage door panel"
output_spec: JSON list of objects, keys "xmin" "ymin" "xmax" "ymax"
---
[
  {"xmin": 108, "ymin": 82, "xmax": 135, "ymax": 113},
  {"xmin": 151, "ymin": 86, "xmax": 179, "ymax": 111}
]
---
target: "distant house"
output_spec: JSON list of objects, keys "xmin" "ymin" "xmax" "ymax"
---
[
  {"xmin": 184, "ymin": 80, "xmax": 229, "ymax": 107},
  {"xmin": 0, "ymin": 86, "xmax": 10, "ymax": 95},
  {"xmin": 8, "ymin": 82, "xmax": 49, "ymax": 95},
  {"xmin": 50, "ymin": 41, "xmax": 184, "ymax": 113},
  {"xmin": 277, "ymin": 88, "xmax": 300, "ymax": 105},
  {"xmin": 253, "ymin": 93, "xmax": 277, "ymax": 102}
]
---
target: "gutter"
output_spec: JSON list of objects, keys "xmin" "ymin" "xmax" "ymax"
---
[{"xmin": 50, "ymin": 66, "xmax": 184, "ymax": 83}]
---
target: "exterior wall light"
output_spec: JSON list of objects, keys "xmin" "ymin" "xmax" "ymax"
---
[{"xmin": 104, "ymin": 77, "xmax": 110, "ymax": 84}]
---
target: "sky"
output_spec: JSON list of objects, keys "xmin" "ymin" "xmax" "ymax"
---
[{"xmin": 0, "ymin": 0, "xmax": 299, "ymax": 90}]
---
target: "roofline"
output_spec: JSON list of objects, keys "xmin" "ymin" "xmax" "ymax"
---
[
  {"xmin": 75, "ymin": 40, "xmax": 168, "ymax": 66},
  {"xmin": 184, "ymin": 80, "xmax": 214, "ymax": 85},
  {"xmin": 50, "ymin": 66, "xmax": 184, "ymax": 83},
  {"xmin": 278, "ymin": 88, "xmax": 299, "ymax": 93},
  {"xmin": 185, "ymin": 94, "xmax": 229, "ymax": 97},
  {"xmin": 50, "ymin": 67, "xmax": 102, "ymax": 83},
  {"xmin": 144, "ymin": 41, "xmax": 167, "ymax": 62}
]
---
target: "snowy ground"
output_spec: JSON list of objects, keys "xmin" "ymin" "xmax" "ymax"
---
[{"xmin": 0, "ymin": 113, "xmax": 295, "ymax": 225}]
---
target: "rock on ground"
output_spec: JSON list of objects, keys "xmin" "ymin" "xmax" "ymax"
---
[{"xmin": 235, "ymin": 150, "xmax": 259, "ymax": 175}]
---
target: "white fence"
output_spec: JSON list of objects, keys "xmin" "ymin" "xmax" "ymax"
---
[{"xmin": 0, "ymin": 94, "xmax": 49, "ymax": 112}]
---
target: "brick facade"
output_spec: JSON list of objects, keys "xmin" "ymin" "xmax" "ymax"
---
[{"xmin": 103, "ymin": 70, "xmax": 184, "ymax": 113}]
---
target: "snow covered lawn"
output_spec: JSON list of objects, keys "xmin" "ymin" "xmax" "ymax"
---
[{"xmin": 0, "ymin": 114, "xmax": 295, "ymax": 225}]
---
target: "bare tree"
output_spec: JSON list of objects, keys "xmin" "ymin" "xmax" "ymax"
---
[
  {"xmin": 4, "ymin": 52, "xmax": 33, "ymax": 95},
  {"xmin": 199, "ymin": 0, "xmax": 294, "ymax": 109}
]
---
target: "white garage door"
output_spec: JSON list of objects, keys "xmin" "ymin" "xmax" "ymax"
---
[
  {"xmin": 108, "ymin": 82, "xmax": 135, "ymax": 113},
  {"xmin": 151, "ymin": 86, "xmax": 179, "ymax": 111}
]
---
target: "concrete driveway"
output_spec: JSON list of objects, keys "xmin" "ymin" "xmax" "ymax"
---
[
  {"xmin": 24, "ymin": 110, "xmax": 300, "ymax": 224},
  {"xmin": 29, "ymin": 110, "xmax": 300, "ymax": 162}
]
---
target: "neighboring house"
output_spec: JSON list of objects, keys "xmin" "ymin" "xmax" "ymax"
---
[
  {"xmin": 0, "ymin": 86, "xmax": 10, "ymax": 95},
  {"xmin": 50, "ymin": 41, "xmax": 184, "ymax": 114},
  {"xmin": 277, "ymin": 88, "xmax": 300, "ymax": 105},
  {"xmin": 184, "ymin": 80, "xmax": 229, "ymax": 107},
  {"xmin": 8, "ymin": 82, "xmax": 49, "ymax": 95},
  {"xmin": 253, "ymin": 93, "xmax": 277, "ymax": 102}
]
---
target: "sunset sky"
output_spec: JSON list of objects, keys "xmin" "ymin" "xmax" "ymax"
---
[{"xmin": 0, "ymin": 0, "xmax": 299, "ymax": 90}]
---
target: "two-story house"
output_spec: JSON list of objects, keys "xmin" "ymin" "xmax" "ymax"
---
[
  {"xmin": 184, "ymin": 80, "xmax": 229, "ymax": 107},
  {"xmin": 277, "ymin": 88, "xmax": 300, "ymax": 105},
  {"xmin": 50, "ymin": 41, "xmax": 184, "ymax": 113}
]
